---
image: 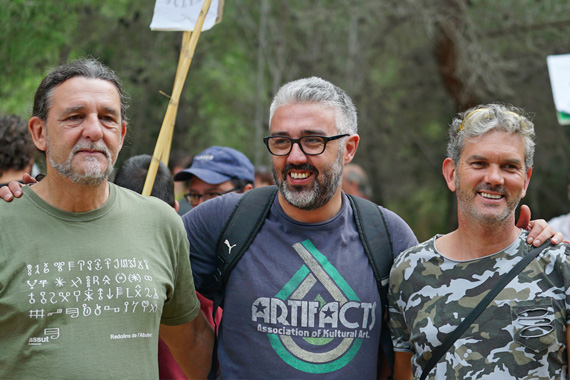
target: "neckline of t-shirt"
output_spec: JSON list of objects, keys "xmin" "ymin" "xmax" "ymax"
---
[
  {"xmin": 22, "ymin": 183, "xmax": 117, "ymax": 222},
  {"xmin": 432, "ymin": 229, "xmax": 527, "ymax": 263}
]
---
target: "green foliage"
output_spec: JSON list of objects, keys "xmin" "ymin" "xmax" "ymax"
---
[
  {"xmin": 2, "ymin": 0, "xmax": 570, "ymax": 237},
  {"xmin": 0, "ymin": 0, "xmax": 79, "ymax": 115}
]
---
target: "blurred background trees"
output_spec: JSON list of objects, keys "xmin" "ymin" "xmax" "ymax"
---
[{"xmin": 2, "ymin": 0, "xmax": 570, "ymax": 241}]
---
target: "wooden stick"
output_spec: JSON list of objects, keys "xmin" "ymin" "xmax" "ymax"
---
[
  {"xmin": 162, "ymin": 30, "xmax": 192, "ymax": 166},
  {"xmin": 142, "ymin": 0, "xmax": 213, "ymax": 196}
]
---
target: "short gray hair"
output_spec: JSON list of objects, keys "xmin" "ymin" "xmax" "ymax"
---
[
  {"xmin": 269, "ymin": 77, "xmax": 357, "ymax": 135},
  {"xmin": 447, "ymin": 103, "xmax": 535, "ymax": 169}
]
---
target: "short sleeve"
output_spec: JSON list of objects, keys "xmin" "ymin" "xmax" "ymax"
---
[
  {"xmin": 388, "ymin": 256, "xmax": 413, "ymax": 352},
  {"xmin": 380, "ymin": 206, "xmax": 419, "ymax": 258},
  {"xmin": 161, "ymin": 215, "xmax": 200, "ymax": 326}
]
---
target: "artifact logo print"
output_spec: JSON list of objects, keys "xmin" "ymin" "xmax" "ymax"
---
[{"xmin": 252, "ymin": 239, "xmax": 376, "ymax": 374}]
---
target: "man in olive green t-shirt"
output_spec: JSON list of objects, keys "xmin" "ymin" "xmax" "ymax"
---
[{"xmin": 0, "ymin": 58, "xmax": 213, "ymax": 379}]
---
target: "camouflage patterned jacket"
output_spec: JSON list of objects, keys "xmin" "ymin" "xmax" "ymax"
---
[{"xmin": 388, "ymin": 231, "xmax": 570, "ymax": 379}]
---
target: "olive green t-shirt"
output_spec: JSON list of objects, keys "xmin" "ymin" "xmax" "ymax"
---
[{"xmin": 0, "ymin": 183, "xmax": 199, "ymax": 379}]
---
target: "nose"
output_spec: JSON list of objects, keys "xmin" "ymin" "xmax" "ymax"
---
[
  {"xmin": 485, "ymin": 164, "xmax": 504, "ymax": 186},
  {"xmin": 82, "ymin": 114, "xmax": 104, "ymax": 141},
  {"xmin": 286, "ymin": 141, "xmax": 308, "ymax": 165}
]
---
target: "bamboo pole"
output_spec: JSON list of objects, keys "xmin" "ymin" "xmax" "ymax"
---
[
  {"xmin": 142, "ymin": 0, "xmax": 213, "ymax": 196},
  {"xmin": 161, "ymin": 31, "xmax": 192, "ymax": 167}
]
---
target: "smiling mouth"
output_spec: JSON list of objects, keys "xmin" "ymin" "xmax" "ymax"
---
[
  {"xmin": 479, "ymin": 192, "xmax": 503, "ymax": 200},
  {"xmin": 289, "ymin": 171, "xmax": 312, "ymax": 179}
]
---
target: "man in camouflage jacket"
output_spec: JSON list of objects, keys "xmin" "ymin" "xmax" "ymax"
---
[{"xmin": 388, "ymin": 103, "xmax": 570, "ymax": 380}]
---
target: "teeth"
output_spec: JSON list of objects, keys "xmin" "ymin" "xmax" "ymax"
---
[
  {"xmin": 480, "ymin": 192, "xmax": 502, "ymax": 199},
  {"xmin": 290, "ymin": 172, "xmax": 310, "ymax": 179}
]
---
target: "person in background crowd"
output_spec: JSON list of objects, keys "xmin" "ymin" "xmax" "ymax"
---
[
  {"xmin": 254, "ymin": 165, "xmax": 275, "ymax": 187},
  {"xmin": 168, "ymin": 149, "xmax": 193, "ymax": 215},
  {"xmin": 342, "ymin": 162, "xmax": 371, "ymax": 199},
  {"xmin": 173, "ymin": 145, "xmax": 254, "ymax": 209},
  {"xmin": 0, "ymin": 114, "xmax": 35, "ymax": 187}
]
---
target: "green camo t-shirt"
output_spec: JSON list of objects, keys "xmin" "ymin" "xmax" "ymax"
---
[
  {"xmin": 0, "ymin": 183, "xmax": 199, "ymax": 379},
  {"xmin": 389, "ymin": 231, "xmax": 570, "ymax": 380}
]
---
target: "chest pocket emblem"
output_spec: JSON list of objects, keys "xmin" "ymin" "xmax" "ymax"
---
[{"xmin": 512, "ymin": 300, "xmax": 556, "ymax": 353}]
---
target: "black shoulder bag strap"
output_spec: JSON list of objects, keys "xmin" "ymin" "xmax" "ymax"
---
[
  {"xmin": 419, "ymin": 241, "xmax": 550, "ymax": 380},
  {"xmin": 347, "ymin": 194, "xmax": 395, "ymax": 379},
  {"xmin": 208, "ymin": 185, "xmax": 278, "ymax": 379}
]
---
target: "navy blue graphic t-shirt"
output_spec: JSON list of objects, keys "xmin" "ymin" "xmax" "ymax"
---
[{"xmin": 183, "ymin": 192, "xmax": 417, "ymax": 379}]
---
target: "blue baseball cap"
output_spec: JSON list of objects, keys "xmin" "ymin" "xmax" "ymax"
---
[{"xmin": 173, "ymin": 146, "xmax": 255, "ymax": 185}]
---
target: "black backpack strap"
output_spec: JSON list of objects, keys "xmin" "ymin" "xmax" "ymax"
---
[
  {"xmin": 346, "ymin": 194, "xmax": 395, "ymax": 379},
  {"xmin": 208, "ymin": 185, "xmax": 278, "ymax": 379}
]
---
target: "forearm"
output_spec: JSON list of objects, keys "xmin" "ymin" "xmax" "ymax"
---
[
  {"xmin": 160, "ymin": 313, "xmax": 214, "ymax": 379},
  {"xmin": 393, "ymin": 351, "xmax": 413, "ymax": 380}
]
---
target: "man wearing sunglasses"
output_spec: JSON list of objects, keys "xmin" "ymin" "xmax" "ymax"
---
[{"xmin": 174, "ymin": 146, "xmax": 254, "ymax": 209}]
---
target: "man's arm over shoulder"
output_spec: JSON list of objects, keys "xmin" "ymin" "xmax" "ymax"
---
[
  {"xmin": 160, "ymin": 313, "xmax": 214, "ymax": 380},
  {"xmin": 0, "ymin": 174, "xmax": 36, "ymax": 201}
]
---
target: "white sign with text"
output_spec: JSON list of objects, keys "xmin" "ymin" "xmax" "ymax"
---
[{"xmin": 150, "ymin": 0, "xmax": 223, "ymax": 32}]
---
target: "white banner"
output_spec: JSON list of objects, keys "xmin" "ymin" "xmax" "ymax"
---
[
  {"xmin": 150, "ymin": 0, "xmax": 223, "ymax": 32},
  {"xmin": 547, "ymin": 54, "xmax": 570, "ymax": 125}
]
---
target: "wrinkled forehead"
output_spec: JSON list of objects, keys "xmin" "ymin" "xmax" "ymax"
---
[{"xmin": 48, "ymin": 77, "xmax": 122, "ymax": 117}]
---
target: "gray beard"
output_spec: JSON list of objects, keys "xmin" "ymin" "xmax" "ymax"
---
[
  {"xmin": 272, "ymin": 148, "xmax": 344, "ymax": 211},
  {"xmin": 47, "ymin": 138, "xmax": 114, "ymax": 186},
  {"xmin": 455, "ymin": 177, "xmax": 520, "ymax": 227}
]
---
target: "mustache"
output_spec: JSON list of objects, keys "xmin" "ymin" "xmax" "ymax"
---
[
  {"xmin": 71, "ymin": 141, "xmax": 111, "ymax": 160},
  {"xmin": 475, "ymin": 184, "xmax": 506, "ymax": 195}
]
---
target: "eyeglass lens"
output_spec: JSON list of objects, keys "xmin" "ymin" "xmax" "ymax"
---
[{"xmin": 267, "ymin": 136, "xmax": 326, "ymax": 155}]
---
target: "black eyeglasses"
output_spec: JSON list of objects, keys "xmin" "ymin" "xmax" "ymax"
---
[
  {"xmin": 184, "ymin": 186, "xmax": 242, "ymax": 206},
  {"xmin": 263, "ymin": 134, "xmax": 349, "ymax": 156}
]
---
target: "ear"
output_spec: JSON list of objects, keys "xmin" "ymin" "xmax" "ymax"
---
[
  {"xmin": 28, "ymin": 116, "xmax": 47, "ymax": 152},
  {"xmin": 174, "ymin": 200, "xmax": 180, "ymax": 212},
  {"xmin": 118, "ymin": 121, "xmax": 127, "ymax": 150},
  {"xmin": 520, "ymin": 167, "xmax": 533, "ymax": 198},
  {"xmin": 243, "ymin": 183, "xmax": 254, "ymax": 192},
  {"xmin": 343, "ymin": 134, "xmax": 359, "ymax": 165},
  {"xmin": 442, "ymin": 158, "xmax": 457, "ymax": 192}
]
